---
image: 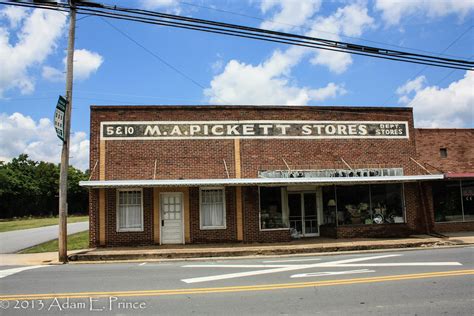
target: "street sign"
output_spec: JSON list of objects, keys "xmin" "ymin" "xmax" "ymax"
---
[{"xmin": 54, "ymin": 95, "xmax": 68, "ymax": 141}]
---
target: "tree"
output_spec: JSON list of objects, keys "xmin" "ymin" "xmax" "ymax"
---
[{"xmin": 0, "ymin": 154, "xmax": 88, "ymax": 218}]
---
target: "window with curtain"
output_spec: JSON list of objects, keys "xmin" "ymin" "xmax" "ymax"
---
[
  {"xmin": 200, "ymin": 188, "xmax": 226, "ymax": 229},
  {"xmin": 117, "ymin": 190, "xmax": 143, "ymax": 231}
]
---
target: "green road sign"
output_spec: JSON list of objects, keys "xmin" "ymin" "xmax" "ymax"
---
[{"xmin": 54, "ymin": 95, "xmax": 68, "ymax": 141}]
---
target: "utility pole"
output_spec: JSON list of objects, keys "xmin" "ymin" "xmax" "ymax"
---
[{"xmin": 59, "ymin": 0, "xmax": 77, "ymax": 264}]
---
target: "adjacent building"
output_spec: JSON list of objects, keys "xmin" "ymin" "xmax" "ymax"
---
[{"xmin": 79, "ymin": 105, "xmax": 473, "ymax": 247}]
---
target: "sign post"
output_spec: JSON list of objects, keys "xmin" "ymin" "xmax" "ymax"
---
[{"xmin": 54, "ymin": 96, "xmax": 67, "ymax": 141}]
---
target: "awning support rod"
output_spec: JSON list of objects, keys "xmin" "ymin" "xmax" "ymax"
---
[
  {"xmin": 153, "ymin": 159, "xmax": 158, "ymax": 180},
  {"xmin": 410, "ymin": 157, "xmax": 432, "ymax": 175},
  {"xmin": 223, "ymin": 159, "xmax": 230, "ymax": 179},
  {"xmin": 282, "ymin": 158, "xmax": 291, "ymax": 171},
  {"xmin": 88, "ymin": 161, "xmax": 98, "ymax": 181},
  {"xmin": 340, "ymin": 157, "xmax": 352, "ymax": 170}
]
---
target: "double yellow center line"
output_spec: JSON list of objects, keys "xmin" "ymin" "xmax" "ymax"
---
[{"xmin": 1, "ymin": 269, "xmax": 473, "ymax": 301}]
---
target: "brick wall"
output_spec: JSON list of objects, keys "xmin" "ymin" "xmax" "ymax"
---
[
  {"xmin": 415, "ymin": 129, "xmax": 474, "ymax": 173},
  {"xmin": 434, "ymin": 222, "xmax": 474, "ymax": 233},
  {"xmin": 336, "ymin": 224, "xmax": 413, "ymax": 238},
  {"xmin": 89, "ymin": 106, "xmax": 421, "ymax": 181}
]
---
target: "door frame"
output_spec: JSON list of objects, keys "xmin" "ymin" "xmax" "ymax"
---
[
  {"xmin": 287, "ymin": 189, "xmax": 322, "ymax": 237},
  {"xmin": 159, "ymin": 192, "xmax": 185, "ymax": 245}
]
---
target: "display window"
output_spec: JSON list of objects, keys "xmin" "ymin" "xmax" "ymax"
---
[
  {"xmin": 259, "ymin": 187, "xmax": 289, "ymax": 230},
  {"xmin": 434, "ymin": 180, "xmax": 474, "ymax": 222}
]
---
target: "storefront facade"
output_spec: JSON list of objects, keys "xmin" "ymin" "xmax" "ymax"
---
[
  {"xmin": 415, "ymin": 129, "xmax": 474, "ymax": 233},
  {"xmin": 80, "ymin": 106, "xmax": 473, "ymax": 247}
]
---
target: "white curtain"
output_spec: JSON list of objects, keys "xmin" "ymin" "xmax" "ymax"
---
[
  {"xmin": 118, "ymin": 191, "xmax": 142, "ymax": 229},
  {"xmin": 201, "ymin": 189, "xmax": 224, "ymax": 227}
]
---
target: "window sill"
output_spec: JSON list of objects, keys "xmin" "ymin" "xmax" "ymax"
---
[
  {"xmin": 200, "ymin": 226, "xmax": 227, "ymax": 230},
  {"xmin": 117, "ymin": 228, "xmax": 144, "ymax": 232},
  {"xmin": 260, "ymin": 228, "xmax": 290, "ymax": 231}
]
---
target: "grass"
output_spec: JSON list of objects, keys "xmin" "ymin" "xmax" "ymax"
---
[
  {"xmin": 0, "ymin": 215, "xmax": 88, "ymax": 233},
  {"xmin": 19, "ymin": 230, "xmax": 89, "ymax": 254}
]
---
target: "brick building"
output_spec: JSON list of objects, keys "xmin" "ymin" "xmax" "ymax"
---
[{"xmin": 79, "ymin": 105, "xmax": 473, "ymax": 247}]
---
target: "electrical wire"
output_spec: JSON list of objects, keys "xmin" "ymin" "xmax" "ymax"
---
[
  {"xmin": 176, "ymin": 0, "xmax": 468, "ymax": 60},
  {"xmin": 105, "ymin": 4, "xmax": 474, "ymax": 66},
  {"xmin": 63, "ymin": 6, "xmax": 474, "ymax": 70},
  {"xmin": 1, "ymin": 0, "xmax": 473, "ymax": 71},
  {"xmin": 381, "ymin": 25, "xmax": 473, "ymax": 106}
]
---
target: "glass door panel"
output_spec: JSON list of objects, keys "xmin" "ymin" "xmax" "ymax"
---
[
  {"xmin": 288, "ymin": 193, "xmax": 303, "ymax": 234},
  {"xmin": 303, "ymin": 193, "xmax": 318, "ymax": 234}
]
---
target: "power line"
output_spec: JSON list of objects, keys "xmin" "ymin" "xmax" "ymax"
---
[
  {"xmin": 99, "ymin": 17, "xmax": 231, "ymax": 105},
  {"xmin": 381, "ymin": 25, "xmax": 473, "ymax": 106},
  {"xmin": 104, "ymin": 3, "xmax": 474, "ymax": 68},
  {"xmin": 67, "ymin": 7, "xmax": 474, "ymax": 70},
  {"xmin": 101, "ymin": 18, "xmax": 207, "ymax": 90},
  {"xmin": 177, "ymin": 0, "xmax": 469, "ymax": 60},
  {"xmin": 2, "ymin": 0, "xmax": 473, "ymax": 71},
  {"xmin": 406, "ymin": 53, "xmax": 474, "ymax": 109}
]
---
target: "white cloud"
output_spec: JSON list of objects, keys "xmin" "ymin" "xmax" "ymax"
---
[
  {"xmin": 375, "ymin": 0, "xmax": 474, "ymax": 26},
  {"xmin": 42, "ymin": 65, "xmax": 64, "ymax": 82},
  {"xmin": 0, "ymin": 112, "xmax": 89, "ymax": 170},
  {"xmin": 307, "ymin": 4, "xmax": 374, "ymax": 73},
  {"xmin": 260, "ymin": 0, "xmax": 322, "ymax": 32},
  {"xmin": 0, "ymin": 6, "xmax": 28, "ymax": 28},
  {"xmin": 397, "ymin": 72, "xmax": 474, "ymax": 127},
  {"xmin": 72, "ymin": 49, "xmax": 104, "ymax": 80},
  {"xmin": 205, "ymin": 3, "xmax": 372, "ymax": 104},
  {"xmin": 205, "ymin": 47, "xmax": 346, "ymax": 105},
  {"xmin": 140, "ymin": 0, "xmax": 181, "ymax": 14},
  {"xmin": 0, "ymin": 8, "xmax": 67, "ymax": 97},
  {"xmin": 211, "ymin": 58, "xmax": 224, "ymax": 74},
  {"xmin": 396, "ymin": 75, "xmax": 426, "ymax": 96},
  {"xmin": 42, "ymin": 48, "xmax": 104, "ymax": 82}
]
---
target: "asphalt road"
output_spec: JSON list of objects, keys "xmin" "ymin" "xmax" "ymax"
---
[
  {"xmin": 0, "ymin": 222, "xmax": 89, "ymax": 253},
  {"xmin": 0, "ymin": 246, "xmax": 473, "ymax": 315}
]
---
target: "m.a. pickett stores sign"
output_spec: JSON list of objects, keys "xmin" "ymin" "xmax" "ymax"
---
[{"xmin": 101, "ymin": 121, "xmax": 409, "ymax": 140}]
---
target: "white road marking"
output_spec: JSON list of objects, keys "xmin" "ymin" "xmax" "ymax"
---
[
  {"xmin": 182, "ymin": 264, "xmax": 318, "ymax": 284},
  {"xmin": 0, "ymin": 265, "xmax": 47, "ymax": 279},
  {"xmin": 183, "ymin": 264, "xmax": 295, "ymax": 268},
  {"xmin": 181, "ymin": 253, "xmax": 463, "ymax": 284},
  {"xmin": 291, "ymin": 269, "xmax": 375, "ymax": 278},
  {"xmin": 139, "ymin": 262, "xmax": 147, "ymax": 266},
  {"xmin": 317, "ymin": 254, "xmax": 401, "ymax": 265},
  {"xmin": 319, "ymin": 262, "xmax": 463, "ymax": 267},
  {"xmin": 263, "ymin": 258, "xmax": 321, "ymax": 263},
  {"xmin": 181, "ymin": 255, "xmax": 395, "ymax": 284}
]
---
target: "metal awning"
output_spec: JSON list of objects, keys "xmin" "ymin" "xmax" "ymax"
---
[
  {"xmin": 444, "ymin": 172, "xmax": 474, "ymax": 179},
  {"xmin": 79, "ymin": 174, "xmax": 444, "ymax": 188}
]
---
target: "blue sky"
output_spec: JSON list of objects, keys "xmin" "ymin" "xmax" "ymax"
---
[{"xmin": 0, "ymin": 0, "xmax": 473, "ymax": 170}]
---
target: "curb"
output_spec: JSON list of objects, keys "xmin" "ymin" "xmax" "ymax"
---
[{"xmin": 68, "ymin": 240, "xmax": 466, "ymax": 262}]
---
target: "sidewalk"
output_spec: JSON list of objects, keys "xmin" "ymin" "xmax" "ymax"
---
[
  {"xmin": 2, "ymin": 232, "xmax": 472, "ymax": 265},
  {"xmin": 0, "ymin": 250, "xmax": 87, "ymax": 266},
  {"xmin": 70, "ymin": 232, "xmax": 474, "ymax": 262}
]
